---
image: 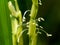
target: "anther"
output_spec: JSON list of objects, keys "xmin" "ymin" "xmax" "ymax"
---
[
  {"xmin": 26, "ymin": 25, "xmax": 29, "ymax": 28},
  {"xmin": 38, "ymin": 0, "xmax": 42, "ymax": 5},
  {"xmin": 37, "ymin": 18, "xmax": 41, "ymax": 22},
  {"xmin": 36, "ymin": 24, "xmax": 38, "ymax": 26},
  {"xmin": 26, "ymin": 22, "xmax": 29, "ymax": 25},
  {"xmin": 40, "ymin": 17, "xmax": 44, "ymax": 21},
  {"xmin": 23, "ymin": 10, "xmax": 30, "ymax": 17},
  {"xmin": 46, "ymin": 33, "xmax": 52, "ymax": 37},
  {"xmin": 23, "ymin": 16, "xmax": 26, "ymax": 22},
  {"xmin": 39, "ymin": 26, "xmax": 43, "ymax": 29}
]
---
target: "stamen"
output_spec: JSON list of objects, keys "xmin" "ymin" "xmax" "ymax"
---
[
  {"xmin": 39, "ymin": 0, "xmax": 42, "ymax": 5},
  {"xmin": 37, "ymin": 18, "xmax": 41, "ymax": 22},
  {"xmin": 26, "ymin": 22, "xmax": 29, "ymax": 25},
  {"xmin": 46, "ymin": 33, "xmax": 52, "ymax": 37},
  {"xmin": 23, "ymin": 10, "xmax": 30, "ymax": 22},
  {"xmin": 40, "ymin": 17, "xmax": 44, "ymax": 21},
  {"xmin": 36, "ymin": 24, "xmax": 38, "ymax": 26},
  {"xmin": 39, "ymin": 29, "xmax": 52, "ymax": 37},
  {"xmin": 17, "ymin": 29, "xmax": 28, "ymax": 43},
  {"xmin": 26, "ymin": 25, "xmax": 29, "ymax": 28},
  {"xmin": 23, "ymin": 10, "xmax": 30, "ymax": 17},
  {"xmin": 39, "ymin": 26, "xmax": 43, "ymax": 29},
  {"xmin": 23, "ymin": 16, "xmax": 26, "ymax": 20},
  {"xmin": 37, "ymin": 32, "xmax": 42, "ymax": 34},
  {"xmin": 23, "ymin": 16, "xmax": 26, "ymax": 22}
]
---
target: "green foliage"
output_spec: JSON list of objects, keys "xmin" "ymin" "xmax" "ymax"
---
[{"xmin": 0, "ymin": 0, "xmax": 12, "ymax": 45}]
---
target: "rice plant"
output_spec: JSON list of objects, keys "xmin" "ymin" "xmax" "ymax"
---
[{"xmin": 0, "ymin": 0, "xmax": 52, "ymax": 45}]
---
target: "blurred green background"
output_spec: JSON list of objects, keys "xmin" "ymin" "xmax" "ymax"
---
[{"xmin": 0, "ymin": 0, "xmax": 60, "ymax": 45}]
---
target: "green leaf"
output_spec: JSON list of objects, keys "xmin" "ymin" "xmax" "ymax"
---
[{"xmin": 0, "ymin": 0, "xmax": 12, "ymax": 45}]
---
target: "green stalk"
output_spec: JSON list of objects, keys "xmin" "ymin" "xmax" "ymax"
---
[
  {"xmin": 8, "ymin": 0, "xmax": 23, "ymax": 45},
  {"xmin": 28, "ymin": 0, "xmax": 38, "ymax": 45},
  {"xmin": 17, "ymin": 11, "xmax": 23, "ymax": 45},
  {"xmin": 11, "ymin": 16, "xmax": 18, "ymax": 45},
  {"xmin": 8, "ymin": 1, "xmax": 18, "ymax": 45},
  {"xmin": 14, "ymin": 0, "xmax": 23, "ymax": 45}
]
